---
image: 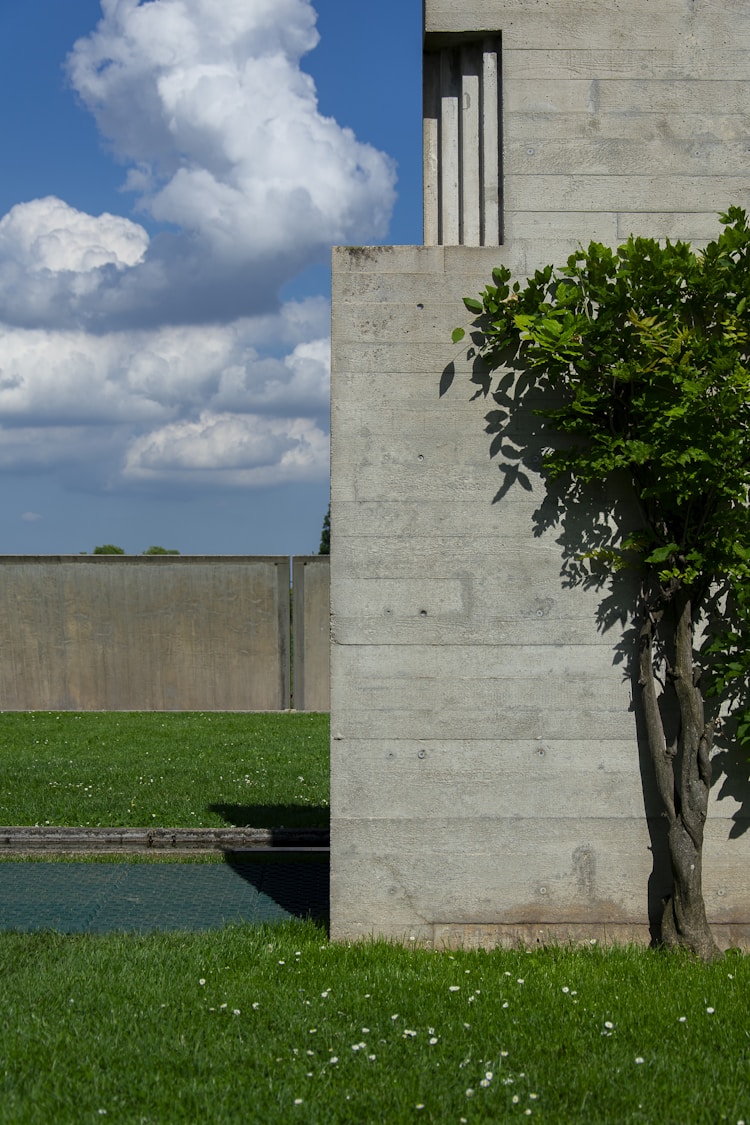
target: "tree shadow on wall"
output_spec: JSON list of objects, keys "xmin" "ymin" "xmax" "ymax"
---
[{"xmin": 442, "ymin": 347, "xmax": 750, "ymax": 940}]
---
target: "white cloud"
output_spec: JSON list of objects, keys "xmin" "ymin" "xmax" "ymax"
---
[
  {"xmin": 0, "ymin": 198, "xmax": 148, "ymax": 273},
  {"xmin": 0, "ymin": 0, "xmax": 395, "ymax": 490},
  {"xmin": 61, "ymin": 0, "xmax": 396, "ymax": 315},
  {"xmin": 123, "ymin": 410, "xmax": 329, "ymax": 486}
]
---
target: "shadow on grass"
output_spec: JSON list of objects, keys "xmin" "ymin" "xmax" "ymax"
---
[
  {"xmin": 223, "ymin": 850, "xmax": 329, "ymax": 926},
  {"xmin": 208, "ymin": 803, "xmax": 329, "ymax": 829}
]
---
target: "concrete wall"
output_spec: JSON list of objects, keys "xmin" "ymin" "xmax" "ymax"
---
[
  {"xmin": 293, "ymin": 556, "xmax": 331, "ymax": 713},
  {"xmin": 425, "ymin": 0, "xmax": 750, "ymax": 253},
  {"xmin": 330, "ymin": 0, "xmax": 750, "ymax": 946},
  {"xmin": 0, "ymin": 556, "xmax": 297, "ymax": 712}
]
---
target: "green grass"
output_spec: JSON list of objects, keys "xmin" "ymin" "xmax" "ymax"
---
[
  {"xmin": 0, "ymin": 712, "xmax": 329, "ymax": 828},
  {"xmin": 0, "ymin": 923, "xmax": 748, "ymax": 1123}
]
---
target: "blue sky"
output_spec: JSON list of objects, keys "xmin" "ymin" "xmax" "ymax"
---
[{"xmin": 0, "ymin": 0, "xmax": 422, "ymax": 555}]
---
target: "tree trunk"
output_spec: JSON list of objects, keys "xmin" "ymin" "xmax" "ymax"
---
[{"xmin": 638, "ymin": 588, "xmax": 719, "ymax": 960}]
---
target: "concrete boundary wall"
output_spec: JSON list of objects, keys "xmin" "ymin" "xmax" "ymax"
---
[
  {"xmin": 0, "ymin": 556, "xmax": 330, "ymax": 712},
  {"xmin": 293, "ymin": 556, "xmax": 331, "ymax": 713}
]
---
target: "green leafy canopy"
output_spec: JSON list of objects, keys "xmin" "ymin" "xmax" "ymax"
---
[{"xmin": 457, "ymin": 206, "xmax": 750, "ymax": 742}]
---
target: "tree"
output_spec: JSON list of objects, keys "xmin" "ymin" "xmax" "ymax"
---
[
  {"xmin": 319, "ymin": 503, "xmax": 330, "ymax": 555},
  {"xmin": 142, "ymin": 546, "xmax": 180, "ymax": 555},
  {"xmin": 453, "ymin": 207, "xmax": 750, "ymax": 959},
  {"xmin": 92, "ymin": 544, "xmax": 125, "ymax": 554}
]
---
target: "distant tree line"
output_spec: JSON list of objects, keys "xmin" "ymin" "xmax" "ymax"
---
[{"xmin": 86, "ymin": 545, "xmax": 181, "ymax": 555}]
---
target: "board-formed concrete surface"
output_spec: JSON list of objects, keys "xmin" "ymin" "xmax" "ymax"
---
[
  {"xmin": 0, "ymin": 555, "xmax": 294, "ymax": 711},
  {"xmin": 329, "ymin": 0, "xmax": 750, "ymax": 946},
  {"xmin": 293, "ymin": 556, "xmax": 331, "ymax": 713}
]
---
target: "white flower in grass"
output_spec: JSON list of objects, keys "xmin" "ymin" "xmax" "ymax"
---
[
  {"xmin": 294, "ymin": 1099, "xmax": 303, "ymax": 1105},
  {"xmin": 530, "ymin": 1093, "xmax": 538, "ymax": 1099},
  {"xmin": 449, "ymin": 986, "xmax": 460, "ymax": 992},
  {"xmin": 706, "ymin": 1007, "xmax": 715, "ymax": 1014},
  {"xmin": 232, "ymin": 1009, "xmax": 240, "ymax": 1016},
  {"xmin": 512, "ymin": 1095, "xmax": 520, "ymax": 1104},
  {"xmin": 362, "ymin": 1027, "xmax": 370, "ymax": 1033},
  {"xmin": 198, "ymin": 979, "xmax": 206, "ymax": 986},
  {"xmin": 368, "ymin": 1054, "xmax": 376, "ymax": 1061},
  {"xmin": 330, "ymin": 1057, "xmax": 339, "ymax": 1065},
  {"xmin": 391, "ymin": 1014, "xmax": 399, "ymax": 1020},
  {"xmin": 517, "ymin": 979, "xmax": 525, "ymax": 985},
  {"xmin": 500, "ymin": 1051, "xmax": 509, "ymax": 1058},
  {"xmin": 604, "ymin": 1021, "xmax": 614, "ymax": 1029},
  {"xmin": 635, "ymin": 1057, "xmax": 645, "ymax": 1065},
  {"xmin": 403, "ymin": 1029, "xmax": 417, "ymax": 1038},
  {"xmin": 480, "ymin": 1079, "xmax": 491, "ymax": 1088},
  {"xmin": 502, "ymin": 1001, "xmax": 509, "ymax": 1009},
  {"xmin": 321, "ymin": 990, "xmax": 330, "ymax": 998},
  {"xmin": 678, "ymin": 1016, "xmax": 687, "ymax": 1023},
  {"xmin": 465, "ymin": 1089, "xmax": 475, "ymax": 1098},
  {"xmin": 561, "ymin": 986, "xmax": 569, "ymax": 993},
  {"xmin": 252, "ymin": 1002, "xmax": 260, "ymax": 1010},
  {"xmin": 485, "ymin": 1071, "xmax": 493, "ymax": 1081},
  {"xmin": 429, "ymin": 1037, "xmax": 438, "ymax": 1045}
]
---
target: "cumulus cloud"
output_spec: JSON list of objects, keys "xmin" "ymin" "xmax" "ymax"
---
[
  {"xmin": 0, "ymin": 0, "xmax": 396, "ymax": 490},
  {"xmin": 123, "ymin": 411, "xmax": 329, "ymax": 487},
  {"xmin": 0, "ymin": 197, "xmax": 148, "ymax": 274}
]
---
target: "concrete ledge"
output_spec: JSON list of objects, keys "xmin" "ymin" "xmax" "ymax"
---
[
  {"xmin": 332, "ymin": 921, "xmax": 750, "ymax": 951},
  {"xmin": 0, "ymin": 826, "xmax": 330, "ymax": 854}
]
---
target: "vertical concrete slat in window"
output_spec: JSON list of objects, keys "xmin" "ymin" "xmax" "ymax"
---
[
  {"xmin": 460, "ymin": 43, "xmax": 482, "ymax": 245},
  {"xmin": 481, "ymin": 37, "xmax": 501, "ymax": 244},
  {"xmin": 439, "ymin": 47, "xmax": 461, "ymax": 245},
  {"xmin": 423, "ymin": 51, "xmax": 440, "ymax": 245}
]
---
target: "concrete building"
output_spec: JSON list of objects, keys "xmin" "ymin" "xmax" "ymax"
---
[{"xmin": 330, "ymin": 0, "xmax": 750, "ymax": 947}]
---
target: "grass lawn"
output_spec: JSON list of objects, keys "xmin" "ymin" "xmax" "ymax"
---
[
  {"xmin": 0, "ymin": 712, "xmax": 329, "ymax": 829},
  {"xmin": 1, "ymin": 922, "xmax": 748, "ymax": 1124}
]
